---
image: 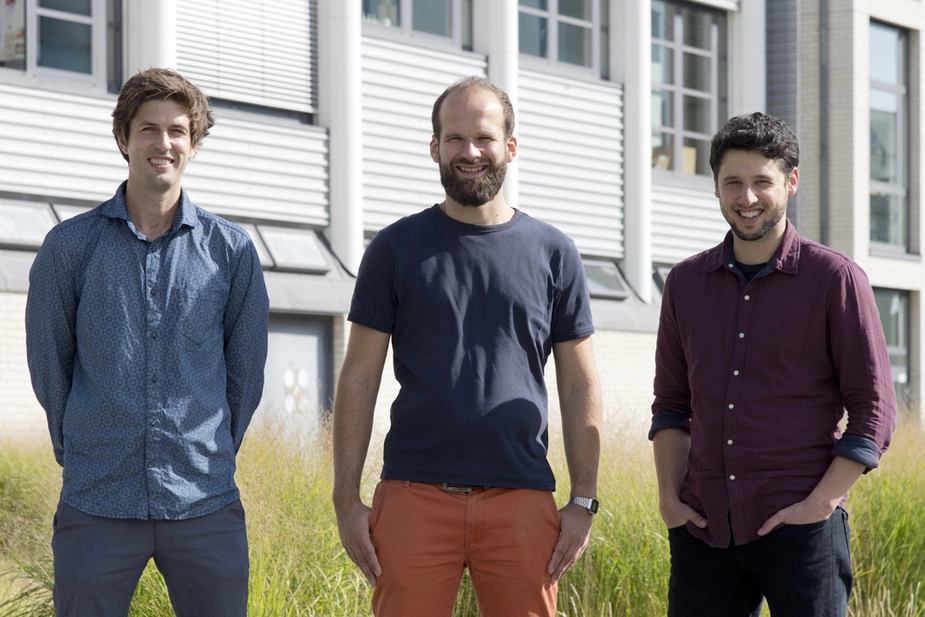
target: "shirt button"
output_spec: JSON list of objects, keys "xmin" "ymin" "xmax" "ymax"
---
[
  {"xmin": 733, "ymin": 370, "xmax": 740, "ymax": 376},
  {"xmin": 152, "ymin": 332, "xmax": 157, "ymax": 339},
  {"xmin": 729, "ymin": 475, "xmax": 736, "ymax": 480},
  {"xmin": 151, "ymin": 419, "xmax": 159, "ymax": 426},
  {"xmin": 728, "ymin": 404, "xmax": 734, "ymax": 409},
  {"xmin": 727, "ymin": 439, "xmax": 733, "ymax": 445},
  {"xmin": 744, "ymin": 295, "xmax": 750, "ymax": 300},
  {"xmin": 150, "ymin": 288, "xmax": 156, "ymax": 295},
  {"xmin": 739, "ymin": 332, "xmax": 745, "ymax": 338},
  {"xmin": 152, "ymin": 375, "xmax": 158, "ymax": 383}
]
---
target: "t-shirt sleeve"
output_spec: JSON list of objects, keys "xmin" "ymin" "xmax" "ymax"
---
[
  {"xmin": 551, "ymin": 239, "xmax": 595, "ymax": 343},
  {"xmin": 348, "ymin": 231, "xmax": 397, "ymax": 334}
]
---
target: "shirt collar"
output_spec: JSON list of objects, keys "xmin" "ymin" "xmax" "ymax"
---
[
  {"xmin": 704, "ymin": 219, "xmax": 801, "ymax": 276},
  {"xmin": 99, "ymin": 181, "xmax": 199, "ymax": 232}
]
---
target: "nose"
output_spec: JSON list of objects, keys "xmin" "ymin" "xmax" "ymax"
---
[
  {"xmin": 741, "ymin": 184, "xmax": 758, "ymax": 206},
  {"xmin": 462, "ymin": 140, "xmax": 481, "ymax": 160},
  {"xmin": 155, "ymin": 130, "xmax": 171, "ymax": 151}
]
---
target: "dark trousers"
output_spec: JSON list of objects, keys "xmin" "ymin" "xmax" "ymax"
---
[
  {"xmin": 51, "ymin": 499, "xmax": 249, "ymax": 617},
  {"xmin": 668, "ymin": 507, "xmax": 852, "ymax": 617}
]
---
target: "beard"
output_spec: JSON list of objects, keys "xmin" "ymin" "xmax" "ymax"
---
[
  {"xmin": 724, "ymin": 204, "xmax": 786, "ymax": 242},
  {"xmin": 439, "ymin": 155, "xmax": 507, "ymax": 207}
]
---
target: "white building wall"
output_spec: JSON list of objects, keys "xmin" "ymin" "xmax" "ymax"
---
[
  {"xmin": 0, "ymin": 291, "xmax": 45, "ymax": 440},
  {"xmin": 651, "ymin": 183, "xmax": 728, "ymax": 264}
]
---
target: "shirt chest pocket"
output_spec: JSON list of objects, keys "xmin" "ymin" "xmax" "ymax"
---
[{"xmin": 176, "ymin": 287, "xmax": 226, "ymax": 346}]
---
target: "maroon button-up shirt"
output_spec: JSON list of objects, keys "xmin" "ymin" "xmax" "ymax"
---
[{"xmin": 651, "ymin": 221, "xmax": 896, "ymax": 548}]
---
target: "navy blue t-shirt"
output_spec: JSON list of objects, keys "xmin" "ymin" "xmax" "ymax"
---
[{"xmin": 349, "ymin": 205, "xmax": 594, "ymax": 490}]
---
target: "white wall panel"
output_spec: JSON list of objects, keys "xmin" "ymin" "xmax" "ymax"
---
[
  {"xmin": 518, "ymin": 70, "xmax": 624, "ymax": 259},
  {"xmin": 651, "ymin": 183, "xmax": 729, "ymax": 264},
  {"xmin": 361, "ymin": 37, "xmax": 487, "ymax": 231},
  {"xmin": 0, "ymin": 85, "xmax": 329, "ymax": 226},
  {"xmin": 177, "ymin": 0, "xmax": 316, "ymax": 113}
]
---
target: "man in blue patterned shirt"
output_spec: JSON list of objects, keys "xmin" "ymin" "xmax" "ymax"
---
[{"xmin": 25, "ymin": 68, "xmax": 269, "ymax": 617}]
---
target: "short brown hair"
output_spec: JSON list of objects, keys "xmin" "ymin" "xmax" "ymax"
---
[
  {"xmin": 431, "ymin": 76, "xmax": 515, "ymax": 141},
  {"xmin": 112, "ymin": 68, "xmax": 214, "ymax": 162},
  {"xmin": 709, "ymin": 112, "xmax": 800, "ymax": 179}
]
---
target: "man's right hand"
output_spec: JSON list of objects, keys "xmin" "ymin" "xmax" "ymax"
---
[
  {"xmin": 335, "ymin": 501, "xmax": 382, "ymax": 586},
  {"xmin": 659, "ymin": 495, "xmax": 708, "ymax": 530}
]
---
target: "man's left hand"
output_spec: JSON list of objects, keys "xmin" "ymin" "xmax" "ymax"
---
[
  {"xmin": 757, "ymin": 498, "xmax": 836, "ymax": 536},
  {"xmin": 547, "ymin": 502, "xmax": 593, "ymax": 584}
]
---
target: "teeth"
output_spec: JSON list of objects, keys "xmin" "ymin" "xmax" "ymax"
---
[
  {"xmin": 150, "ymin": 158, "xmax": 171, "ymax": 165},
  {"xmin": 740, "ymin": 210, "xmax": 760, "ymax": 219}
]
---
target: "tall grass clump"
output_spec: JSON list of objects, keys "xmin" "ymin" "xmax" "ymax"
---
[{"xmin": 1, "ymin": 411, "xmax": 924, "ymax": 616}]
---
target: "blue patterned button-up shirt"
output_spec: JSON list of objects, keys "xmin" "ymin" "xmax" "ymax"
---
[{"xmin": 26, "ymin": 183, "xmax": 269, "ymax": 520}]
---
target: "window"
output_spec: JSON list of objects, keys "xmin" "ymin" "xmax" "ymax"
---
[
  {"xmin": 583, "ymin": 259, "xmax": 629, "ymax": 300},
  {"xmin": 651, "ymin": 0, "xmax": 727, "ymax": 177},
  {"xmin": 869, "ymin": 22, "xmax": 909, "ymax": 251},
  {"xmin": 363, "ymin": 0, "xmax": 473, "ymax": 49},
  {"xmin": 874, "ymin": 288, "xmax": 910, "ymax": 406},
  {"xmin": 519, "ymin": 0, "xmax": 609, "ymax": 78},
  {"xmin": 0, "ymin": 0, "xmax": 119, "ymax": 90}
]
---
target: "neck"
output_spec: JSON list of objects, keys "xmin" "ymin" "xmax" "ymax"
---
[
  {"xmin": 440, "ymin": 193, "xmax": 515, "ymax": 226},
  {"xmin": 124, "ymin": 179, "xmax": 182, "ymax": 241},
  {"xmin": 731, "ymin": 225, "xmax": 786, "ymax": 265}
]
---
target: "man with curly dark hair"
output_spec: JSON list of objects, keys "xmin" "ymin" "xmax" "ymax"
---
[{"xmin": 26, "ymin": 68, "xmax": 268, "ymax": 617}]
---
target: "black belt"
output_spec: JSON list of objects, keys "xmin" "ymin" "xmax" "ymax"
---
[{"xmin": 441, "ymin": 483, "xmax": 491, "ymax": 492}]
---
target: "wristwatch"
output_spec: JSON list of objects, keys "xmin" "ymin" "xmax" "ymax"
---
[{"xmin": 569, "ymin": 496, "xmax": 599, "ymax": 515}]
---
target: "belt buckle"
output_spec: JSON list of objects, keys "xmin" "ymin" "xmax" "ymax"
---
[{"xmin": 442, "ymin": 483, "xmax": 473, "ymax": 492}]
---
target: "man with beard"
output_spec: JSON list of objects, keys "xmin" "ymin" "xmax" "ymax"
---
[
  {"xmin": 650, "ymin": 112, "xmax": 896, "ymax": 616},
  {"xmin": 332, "ymin": 76, "xmax": 603, "ymax": 616}
]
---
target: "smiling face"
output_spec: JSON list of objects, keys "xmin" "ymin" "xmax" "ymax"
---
[
  {"xmin": 715, "ymin": 149, "xmax": 799, "ymax": 259},
  {"xmin": 430, "ymin": 88, "xmax": 517, "ymax": 208},
  {"xmin": 117, "ymin": 98, "xmax": 195, "ymax": 199}
]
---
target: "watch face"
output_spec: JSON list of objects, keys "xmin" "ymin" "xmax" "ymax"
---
[{"xmin": 588, "ymin": 498, "xmax": 599, "ymax": 514}]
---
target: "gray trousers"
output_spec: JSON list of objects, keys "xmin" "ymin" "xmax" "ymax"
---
[{"xmin": 51, "ymin": 499, "xmax": 249, "ymax": 617}]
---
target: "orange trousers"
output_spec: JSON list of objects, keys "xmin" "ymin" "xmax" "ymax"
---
[{"xmin": 369, "ymin": 480, "xmax": 561, "ymax": 617}]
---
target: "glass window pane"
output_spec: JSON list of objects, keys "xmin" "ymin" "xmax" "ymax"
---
[
  {"xmin": 363, "ymin": 0, "xmax": 400, "ymax": 27},
  {"xmin": 559, "ymin": 0, "xmax": 591, "ymax": 21},
  {"xmin": 652, "ymin": 132, "xmax": 674, "ymax": 171},
  {"xmin": 462, "ymin": 0, "xmax": 473, "ymax": 49},
  {"xmin": 682, "ymin": 137, "xmax": 711, "ymax": 175},
  {"xmin": 0, "ymin": 0, "xmax": 26, "ymax": 69},
  {"xmin": 874, "ymin": 289, "xmax": 901, "ymax": 347},
  {"xmin": 520, "ymin": 0, "xmax": 548, "ymax": 10},
  {"xmin": 41, "ymin": 0, "xmax": 91, "ymax": 16},
  {"xmin": 869, "ymin": 192, "xmax": 906, "ymax": 246},
  {"xmin": 39, "ymin": 17, "xmax": 92, "ymax": 73},
  {"xmin": 519, "ymin": 13, "xmax": 547, "ymax": 58},
  {"xmin": 683, "ymin": 52, "xmax": 710, "ymax": 92},
  {"xmin": 413, "ymin": 0, "xmax": 450, "ymax": 37},
  {"xmin": 651, "ymin": 1, "xmax": 674, "ymax": 41},
  {"xmin": 651, "ymin": 44, "xmax": 674, "ymax": 84},
  {"xmin": 870, "ymin": 104, "xmax": 900, "ymax": 184},
  {"xmin": 559, "ymin": 22, "xmax": 591, "ymax": 67},
  {"xmin": 682, "ymin": 6, "xmax": 713, "ymax": 50},
  {"xmin": 652, "ymin": 89, "xmax": 674, "ymax": 128},
  {"xmin": 683, "ymin": 94, "xmax": 711, "ymax": 135},
  {"xmin": 0, "ymin": 201, "xmax": 57, "ymax": 246},
  {"xmin": 869, "ymin": 22, "xmax": 902, "ymax": 85}
]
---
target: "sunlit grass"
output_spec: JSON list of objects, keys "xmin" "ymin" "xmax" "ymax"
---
[{"xmin": 1, "ymin": 411, "xmax": 923, "ymax": 616}]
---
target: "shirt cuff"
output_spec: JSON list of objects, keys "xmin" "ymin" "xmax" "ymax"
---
[
  {"xmin": 832, "ymin": 435, "xmax": 881, "ymax": 472},
  {"xmin": 648, "ymin": 411, "xmax": 691, "ymax": 441}
]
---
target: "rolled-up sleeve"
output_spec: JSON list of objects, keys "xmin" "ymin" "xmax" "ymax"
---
[
  {"xmin": 25, "ymin": 229, "xmax": 77, "ymax": 466},
  {"xmin": 223, "ymin": 239, "xmax": 270, "ymax": 451},
  {"xmin": 650, "ymin": 270, "xmax": 694, "ymax": 441},
  {"xmin": 826, "ymin": 262, "xmax": 897, "ymax": 470}
]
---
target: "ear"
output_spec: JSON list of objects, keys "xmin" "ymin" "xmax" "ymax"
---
[
  {"xmin": 506, "ymin": 135, "xmax": 517, "ymax": 163},
  {"xmin": 117, "ymin": 134, "xmax": 129, "ymax": 158},
  {"xmin": 714, "ymin": 177, "xmax": 720, "ymax": 199},
  {"xmin": 787, "ymin": 167, "xmax": 799, "ymax": 196},
  {"xmin": 430, "ymin": 135, "xmax": 439, "ymax": 163}
]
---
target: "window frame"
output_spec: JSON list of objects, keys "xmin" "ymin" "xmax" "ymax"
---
[
  {"xmin": 517, "ymin": 0, "xmax": 607, "ymax": 79},
  {"xmin": 0, "ymin": 0, "xmax": 113, "ymax": 92},
  {"xmin": 873, "ymin": 287, "xmax": 910, "ymax": 406},
  {"xmin": 361, "ymin": 0, "xmax": 472, "ymax": 51},
  {"xmin": 651, "ymin": 0, "xmax": 728, "ymax": 180},
  {"xmin": 868, "ymin": 20, "xmax": 910, "ymax": 253}
]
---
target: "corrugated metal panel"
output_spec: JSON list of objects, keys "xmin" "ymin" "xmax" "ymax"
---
[
  {"xmin": 0, "ymin": 84, "xmax": 329, "ymax": 226},
  {"xmin": 652, "ymin": 184, "xmax": 728, "ymax": 264},
  {"xmin": 177, "ymin": 0, "xmax": 316, "ymax": 113},
  {"xmin": 518, "ymin": 70, "xmax": 624, "ymax": 259},
  {"xmin": 766, "ymin": 0, "xmax": 800, "ymax": 225},
  {"xmin": 362, "ymin": 37, "xmax": 487, "ymax": 231}
]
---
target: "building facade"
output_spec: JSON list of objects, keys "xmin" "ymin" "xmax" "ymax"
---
[{"xmin": 1, "ymin": 0, "xmax": 921, "ymax": 444}]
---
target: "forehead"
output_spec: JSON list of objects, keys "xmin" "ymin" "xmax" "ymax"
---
[
  {"xmin": 131, "ymin": 98, "xmax": 191, "ymax": 127},
  {"xmin": 717, "ymin": 149, "xmax": 786, "ymax": 179},
  {"xmin": 438, "ymin": 88, "xmax": 505, "ymax": 136}
]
